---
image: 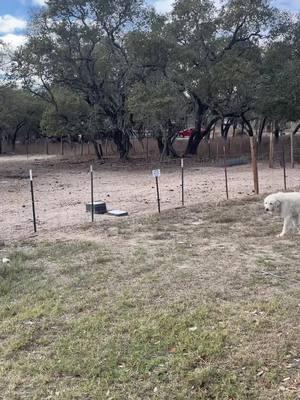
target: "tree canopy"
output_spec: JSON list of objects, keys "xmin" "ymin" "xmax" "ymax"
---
[{"xmin": 1, "ymin": 0, "xmax": 300, "ymax": 158}]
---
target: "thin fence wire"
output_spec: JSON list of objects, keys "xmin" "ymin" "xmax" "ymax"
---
[
  {"xmin": 2, "ymin": 133, "xmax": 300, "ymax": 167},
  {"xmin": 3, "ymin": 133, "xmax": 300, "ymax": 240}
]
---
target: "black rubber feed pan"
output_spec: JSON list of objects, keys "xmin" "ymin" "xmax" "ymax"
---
[{"xmin": 86, "ymin": 201, "xmax": 107, "ymax": 214}]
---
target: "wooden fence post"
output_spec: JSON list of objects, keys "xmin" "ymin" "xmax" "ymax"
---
[
  {"xmin": 223, "ymin": 144, "xmax": 229, "ymax": 200},
  {"xmin": 291, "ymin": 132, "xmax": 294, "ymax": 168},
  {"xmin": 282, "ymin": 136, "xmax": 287, "ymax": 191},
  {"xmin": 61, "ymin": 136, "xmax": 64, "ymax": 156},
  {"xmin": 250, "ymin": 136, "xmax": 259, "ymax": 195},
  {"xmin": 45, "ymin": 138, "xmax": 49, "ymax": 155},
  {"xmin": 146, "ymin": 135, "xmax": 149, "ymax": 162},
  {"xmin": 269, "ymin": 131, "xmax": 274, "ymax": 168}
]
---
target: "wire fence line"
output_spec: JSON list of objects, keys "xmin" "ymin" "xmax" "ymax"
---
[
  {"xmin": 22, "ymin": 155, "xmax": 299, "ymax": 236},
  {"xmin": 2, "ymin": 134, "xmax": 300, "ymax": 238},
  {"xmin": 2, "ymin": 134, "xmax": 300, "ymax": 198},
  {"xmin": 2, "ymin": 132, "xmax": 300, "ymax": 163}
]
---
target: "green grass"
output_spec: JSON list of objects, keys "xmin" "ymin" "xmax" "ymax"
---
[{"xmin": 0, "ymin": 198, "xmax": 299, "ymax": 399}]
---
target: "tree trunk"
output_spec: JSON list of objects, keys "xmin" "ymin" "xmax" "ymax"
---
[
  {"xmin": 157, "ymin": 136, "xmax": 164, "ymax": 154},
  {"xmin": 232, "ymin": 120, "xmax": 237, "ymax": 137},
  {"xmin": 185, "ymin": 97, "xmax": 208, "ymax": 155},
  {"xmin": 93, "ymin": 140, "xmax": 103, "ymax": 160},
  {"xmin": 157, "ymin": 135, "xmax": 179, "ymax": 160},
  {"xmin": 161, "ymin": 120, "xmax": 179, "ymax": 160},
  {"xmin": 45, "ymin": 137, "xmax": 49, "ymax": 155},
  {"xmin": 186, "ymin": 129, "xmax": 207, "ymax": 155},
  {"xmin": 160, "ymin": 135, "xmax": 168, "ymax": 161},
  {"xmin": 167, "ymin": 139, "xmax": 179, "ymax": 158},
  {"xmin": 292, "ymin": 123, "xmax": 300, "ymax": 136},
  {"xmin": 185, "ymin": 117, "xmax": 221, "ymax": 156},
  {"xmin": 98, "ymin": 142, "xmax": 103, "ymax": 158},
  {"xmin": 12, "ymin": 122, "xmax": 25, "ymax": 151},
  {"xmin": 221, "ymin": 119, "xmax": 226, "ymax": 137},
  {"xmin": 212, "ymin": 124, "xmax": 216, "ymax": 139},
  {"xmin": 26, "ymin": 130, "xmax": 30, "ymax": 158},
  {"xmin": 274, "ymin": 121, "xmax": 280, "ymax": 141},
  {"xmin": 258, "ymin": 117, "xmax": 267, "ymax": 143},
  {"xmin": 221, "ymin": 118, "xmax": 233, "ymax": 139},
  {"xmin": 0, "ymin": 130, "xmax": 2, "ymax": 155},
  {"xmin": 12, "ymin": 130, "xmax": 17, "ymax": 151},
  {"xmin": 241, "ymin": 121, "xmax": 245, "ymax": 136},
  {"xmin": 113, "ymin": 129, "xmax": 131, "ymax": 160},
  {"xmin": 241, "ymin": 114, "xmax": 254, "ymax": 136}
]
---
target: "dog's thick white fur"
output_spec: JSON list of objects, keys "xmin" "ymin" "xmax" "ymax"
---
[{"xmin": 264, "ymin": 192, "xmax": 300, "ymax": 237}]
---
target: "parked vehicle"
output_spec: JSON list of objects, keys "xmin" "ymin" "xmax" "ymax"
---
[
  {"xmin": 177, "ymin": 128, "xmax": 206, "ymax": 138},
  {"xmin": 178, "ymin": 128, "xmax": 193, "ymax": 138}
]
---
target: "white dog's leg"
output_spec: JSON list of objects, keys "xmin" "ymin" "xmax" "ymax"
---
[
  {"xmin": 278, "ymin": 216, "xmax": 293, "ymax": 237},
  {"xmin": 291, "ymin": 216, "xmax": 299, "ymax": 232},
  {"xmin": 295, "ymin": 215, "xmax": 300, "ymax": 234}
]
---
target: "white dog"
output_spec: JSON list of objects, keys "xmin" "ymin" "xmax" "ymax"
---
[{"xmin": 264, "ymin": 192, "xmax": 300, "ymax": 237}]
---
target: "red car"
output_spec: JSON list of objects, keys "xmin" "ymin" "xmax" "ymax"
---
[
  {"xmin": 178, "ymin": 128, "xmax": 193, "ymax": 138},
  {"xmin": 178, "ymin": 128, "xmax": 205, "ymax": 138}
]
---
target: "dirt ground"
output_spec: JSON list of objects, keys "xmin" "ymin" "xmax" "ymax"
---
[{"xmin": 1, "ymin": 154, "xmax": 300, "ymax": 243}]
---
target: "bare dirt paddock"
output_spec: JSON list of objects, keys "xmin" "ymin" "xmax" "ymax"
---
[{"xmin": 1, "ymin": 154, "xmax": 300, "ymax": 243}]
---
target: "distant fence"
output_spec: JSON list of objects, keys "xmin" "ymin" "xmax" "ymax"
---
[
  {"xmin": 197, "ymin": 134, "xmax": 300, "ymax": 166},
  {"xmin": 3, "ymin": 132, "xmax": 300, "ymax": 240},
  {"xmin": 1, "ymin": 133, "xmax": 300, "ymax": 166}
]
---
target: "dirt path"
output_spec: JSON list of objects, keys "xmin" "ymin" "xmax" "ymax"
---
[{"xmin": 1, "ymin": 154, "xmax": 299, "ymax": 243}]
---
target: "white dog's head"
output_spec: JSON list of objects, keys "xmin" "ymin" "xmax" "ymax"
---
[{"xmin": 264, "ymin": 194, "xmax": 281, "ymax": 213}]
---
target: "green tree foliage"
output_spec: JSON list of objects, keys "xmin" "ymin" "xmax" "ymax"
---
[
  {"xmin": 0, "ymin": 87, "xmax": 44, "ymax": 153},
  {"xmin": 7, "ymin": 0, "xmax": 300, "ymax": 159},
  {"xmin": 161, "ymin": 0, "xmax": 277, "ymax": 153},
  {"xmin": 129, "ymin": 78, "xmax": 188, "ymax": 159},
  {"xmin": 257, "ymin": 17, "xmax": 300, "ymax": 136},
  {"xmin": 41, "ymin": 89, "xmax": 90, "ymax": 137},
  {"xmin": 13, "ymin": 0, "xmax": 151, "ymax": 159}
]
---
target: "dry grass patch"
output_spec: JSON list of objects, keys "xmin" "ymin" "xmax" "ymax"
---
[{"xmin": 0, "ymin": 197, "xmax": 299, "ymax": 399}]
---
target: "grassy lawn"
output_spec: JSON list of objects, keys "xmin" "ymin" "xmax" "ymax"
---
[{"xmin": 0, "ymin": 198, "xmax": 299, "ymax": 399}]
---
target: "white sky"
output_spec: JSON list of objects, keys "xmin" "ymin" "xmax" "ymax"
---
[{"xmin": 0, "ymin": 0, "xmax": 299, "ymax": 49}]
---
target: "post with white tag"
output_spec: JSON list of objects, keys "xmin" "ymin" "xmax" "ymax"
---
[
  {"xmin": 90, "ymin": 165, "xmax": 94, "ymax": 222},
  {"xmin": 29, "ymin": 169, "xmax": 37, "ymax": 233},
  {"xmin": 181, "ymin": 158, "xmax": 185, "ymax": 206},
  {"xmin": 152, "ymin": 169, "xmax": 161, "ymax": 213}
]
